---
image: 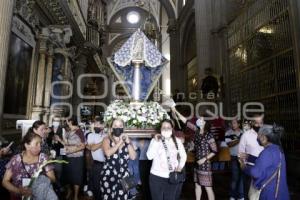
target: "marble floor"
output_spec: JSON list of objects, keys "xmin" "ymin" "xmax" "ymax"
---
[{"xmin": 1, "ymin": 165, "xmax": 299, "ymax": 200}]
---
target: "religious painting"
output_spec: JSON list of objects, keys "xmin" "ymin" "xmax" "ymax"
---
[
  {"xmin": 51, "ymin": 53, "xmax": 65, "ymax": 104},
  {"xmin": 4, "ymin": 33, "xmax": 33, "ymax": 115}
]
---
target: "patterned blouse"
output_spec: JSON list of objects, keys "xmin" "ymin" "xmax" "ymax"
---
[
  {"xmin": 65, "ymin": 129, "xmax": 85, "ymax": 157},
  {"xmin": 187, "ymin": 122, "xmax": 218, "ymax": 171},
  {"xmin": 5, "ymin": 153, "xmax": 53, "ymax": 188}
]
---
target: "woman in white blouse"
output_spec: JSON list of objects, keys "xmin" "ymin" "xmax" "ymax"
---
[{"xmin": 147, "ymin": 119, "xmax": 187, "ymax": 200}]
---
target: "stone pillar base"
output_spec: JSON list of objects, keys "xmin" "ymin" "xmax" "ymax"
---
[{"xmin": 31, "ymin": 106, "xmax": 45, "ymax": 121}]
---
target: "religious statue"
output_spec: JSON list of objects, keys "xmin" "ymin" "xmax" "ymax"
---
[
  {"xmin": 108, "ymin": 29, "xmax": 168, "ymax": 101},
  {"xmin": 132, "ymin": 36, "xmax": 144, "ymax": 61}
]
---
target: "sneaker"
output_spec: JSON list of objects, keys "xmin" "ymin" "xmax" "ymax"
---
[
  {"xmin": 238, "ymin": 198, "xmax": 245, "ymax": 200},
  {"xmin": 230, "ymin": 197, "xmax": 235, "ymax": 200}
]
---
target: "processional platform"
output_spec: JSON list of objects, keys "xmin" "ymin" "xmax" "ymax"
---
[{"xmin": 106, "ymin": 30, "xmax": 169, "ymax": 137}]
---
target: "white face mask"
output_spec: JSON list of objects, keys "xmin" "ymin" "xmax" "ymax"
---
[
  {"xmin": 161, "ymin": 130, "xmax": 172, "ymax": 138},
  {"xmin": 52, "ymin": 121, "xmax": 60, "ymax": 128},
  {"xmin": 196, "ymin": 118, "xmax": 206, "ymax": 130}
]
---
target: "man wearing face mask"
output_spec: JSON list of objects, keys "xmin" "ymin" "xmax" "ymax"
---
[
  {"xmin": 86, "ymin": 116, "xmax": 106, "ymax": 200},
  {"xmin": 238, "ymin": 113, "xmax": 265, "ymax": 199},
  {"xmin": 238, "ymin": 114, "xmax": 264, "ymax": 164}
]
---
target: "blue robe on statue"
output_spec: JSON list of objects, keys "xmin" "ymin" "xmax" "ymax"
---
[{"xmin": 244, "ymin": 144, "xmax": 290, "ymax": 200}]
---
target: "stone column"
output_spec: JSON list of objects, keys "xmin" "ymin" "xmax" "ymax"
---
[
  {"xmin": 72, "ymin": 54, "xmax": 87, "ymax": 116},
  {"xmin": 31, "ymin": 35, "xmax": 48, "ymax": 120},
  {"xmin": 194, "ymin": 0, "xmax": 212, "ymax": 85},
  {"xmin": 168, "ymin": 19, "xmax": 184, "ymax": 93},
  {"xmin": 43, "ymin": 44, "xmax": 54, "ymax": 123},
  {"xmin": 0, "ymin": 0, "xmax": 15, "ymax": 133},
  {"xmin": 107, "ymin": 72, "xmax": 115, "ymax": 103}
]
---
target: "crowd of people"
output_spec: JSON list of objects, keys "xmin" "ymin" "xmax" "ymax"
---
[{"xmin": 0, "ymin": 107, "xmax": 291, "ymax": 200}]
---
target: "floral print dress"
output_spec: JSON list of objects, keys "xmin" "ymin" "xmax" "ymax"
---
[
  {"xmin": 100, "ymin": 139, "xmax": 130, "ymax": 200},
  {"xmin": 187, "ymin": 122, "xmax": 218, "ymax": 187}
]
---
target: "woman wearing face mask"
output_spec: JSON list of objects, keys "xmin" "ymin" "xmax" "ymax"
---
[
  {"xmin": 86, "ymin": 116, "xmax": 107, "ymax": 200},
  {"xmin": 2, "ymin": 130, "xmax": 56, "ymax": 200},
  {"xmin": 49, "ymin": 120, "xmax": 65, "ymax": 198},
  {"xmin": 100, "ymin": 118, "xmax": 136, "ymax": 200},
  {"xmin": 55, "ymin": 116, "xmax": 85, "ymax": 200},
  {"xmin": 240, "ymin": 124, "xmax": 290, "ymax": 200},
  {"xmin": 147, "ymin": 119, "xmax": 187, "ymax": 200},
  {"xmin": 171, "ymin": 107, "xmax": 217, "ymax": 200}
]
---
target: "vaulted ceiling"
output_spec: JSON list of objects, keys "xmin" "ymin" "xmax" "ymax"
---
[{"xmin": 104, "ymin": 0, "xmax": 179, "ymax": 55}]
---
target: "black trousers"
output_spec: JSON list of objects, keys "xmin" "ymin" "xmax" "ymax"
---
[
  {"xmin": 139, "ymin": 160, "xmax": 152, "ymax": 200},
  {"xmin": 90, "ymin": 161, "xmax": 104, "ymax": 200},
  {"xmin": 149, "ymin": 174, "xmax": 178, "ymax": 200},
  {"xmin": 243, "ymin": 171, "xmax": 251, "ymax": 200}
]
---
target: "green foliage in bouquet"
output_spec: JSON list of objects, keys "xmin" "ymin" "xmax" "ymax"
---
[{"xmin": 24, "ymin": 160, "xmax": 68, "ymax": 200}]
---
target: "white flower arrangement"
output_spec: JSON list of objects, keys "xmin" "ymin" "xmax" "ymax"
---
[{"xmin": 104, "ymin": 100, "xmax": 170, "ymax": 128}]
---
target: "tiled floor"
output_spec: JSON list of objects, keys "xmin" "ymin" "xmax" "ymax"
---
[
  {"xmin": 1, "ymin": 165, "xmax": 299, "ymax": 200},
  {"xmin": 180, "ymin": 170, "xmax": 231, "ymax": 200},
  {"xmin": 180, "ymin": 168, "xmax": 300, "ymax": 200}
]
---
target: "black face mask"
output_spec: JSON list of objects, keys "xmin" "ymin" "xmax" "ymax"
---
[
  {"xmin": 253, "ymin": 126, "xmax": 260, "ymax": 133},
  {"xmin": 112, "ymin": 128, "xmax": 123, "ymax": 137},
  {"xmin": 257, "ymin": 138, "xmax": 263, "ymax": 146},
  {"xmin": 94, "ymin": 127, "xmax": 102, "ymax": 133}
]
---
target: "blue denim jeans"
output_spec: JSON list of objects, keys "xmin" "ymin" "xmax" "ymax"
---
[{"xmin": 230, "ymin": 156, "xmax": 244, "ymax": 199}]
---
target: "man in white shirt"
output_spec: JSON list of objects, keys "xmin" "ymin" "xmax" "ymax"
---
[
  {"xmin": 238, "ymin": 114, "xmax": 264, "ymax": 199},
  {"xmin": 86, "ymin": 117, "xmax": 106, "ymax": 200},
  {"xmin": 238, "ymin": 114, "xmax": 264, "ymax": 163}
]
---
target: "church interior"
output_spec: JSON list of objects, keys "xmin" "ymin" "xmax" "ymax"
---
[{"xmin": 0, "ymin": 0, "xmax": 300, "ymax": 200}]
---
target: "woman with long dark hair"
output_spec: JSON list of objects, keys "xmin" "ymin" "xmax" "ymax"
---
[
  {"xmin": 2, "ymin": 130, "xmax": 55, "ymax": 200},
  {"xmin": 171, "ymin": 107, "xmax": 217, "ymax": 200},
  {"xmin": 55, "ymin": 116, "xmax": 85, "ymax": 200},
  {"xmin": 240, "ymin": 124, "xmax": 290, "ymax": 200},
  {"xmin": 30, "ymin": 120, "xmax": 50, "ymax": 155},
  {"xmin": 147, "ymin": 119, "xmax": 187, "ymax": 200}
]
